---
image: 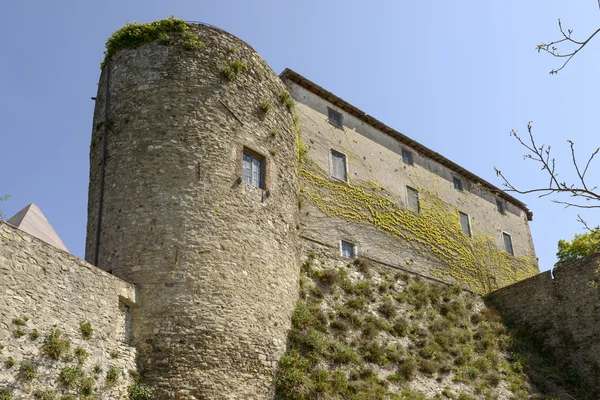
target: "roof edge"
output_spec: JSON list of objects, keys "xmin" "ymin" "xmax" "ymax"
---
[{"xmin": 279, "ymin": 68, "xmax": 532, "ymax": 221}]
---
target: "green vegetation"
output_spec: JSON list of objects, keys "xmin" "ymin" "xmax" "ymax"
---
[
  {"xmin": 79, "ymin": 321, "xmax": 93, "ymax": 340},
  {"xmin": 42, "ymin": 329, "xmax": 71, "ymax": 360},
  {"xmin": 29, "ymin": 329, "xmax": 40, "ymax": 340},
  {"xmin": 259, "ymin": 100, "xmax": 271, "ymax": 113},
  {"xmin": 106, "ymin": 366, "xmax": 121, "ymax": 384},
  {"xmin": 276, "ymin": 253, "xmax": 535, "ymax": 399},
  {"xmin": 556, "ymin": 229, "xmax": 600, "ymax": 265},
  {"xmin": 59, "ymin": 366, "xmax": 84, "ymax": 389},
  {"xmin": 4, "ymin": 357, "xmax": 15, "ymax": 368},
  {"xmin": 0, "ymin": 388, "xmax": 13, "ymax": 400},
  {"xmin": 279, "ymin": 91, "xmax": 294, "ymax": 111},
  {"xmin": 74, "ymin": 347, "xmax": 89, "ymax": 365},
  {"xmin": 19, "ymin": 359, "xmax": 37, "ymax": 381},
  {"xmin": 13, "ymin": 329, "xmax": 25, "ymax": 339},
  {"xmin": 33, "ymin": 389, "xmax": 57, "ymax": 400},
  {"xmin": 11, "ymin": 318, "xmax": 26, "ymax": 326},
  {"xmin": 220, "ymin": 59, "xmax": 250, "ymax": 82},
  {"xmin": 128, "ymin": 384, "xmax": 155, "ymax": 400}
]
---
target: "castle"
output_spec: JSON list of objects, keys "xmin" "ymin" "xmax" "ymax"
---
[{"xmin": 1, "ymin": 19, "xmax": 599, "ymax": 399}]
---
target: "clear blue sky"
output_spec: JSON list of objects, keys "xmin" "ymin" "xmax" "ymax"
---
[{"xmin": 1, "ymin": 1, "xmax": 598, "ymax": 272}]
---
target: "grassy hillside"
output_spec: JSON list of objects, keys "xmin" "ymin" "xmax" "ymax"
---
[{"xmin": 275, "ymin": 251, "xmax": 588, "ymax": 399}]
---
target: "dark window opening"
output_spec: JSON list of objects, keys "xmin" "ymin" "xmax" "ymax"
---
[
  {"xmin": 496, "ymin": 199, "xmax": 505, "ymax": 214},
  {"xmin": 242, "ymin": 150, "xmax": 265, "ymax": 189},
  {"xmin": 503, "ymin": 232, "xmax": 514, "ymax": 256},
  {"xmin": 453, "ymin": 176, "xmax": 464, "ymax": 191},
  {"xmin": 402, "ymin": 149, "xmax": 414, "ymax": 165},
  {"xmin": 340, "ymin": 240, "xmax": 356, "ymax": 258},
  {"xmin": 328, "ymin": 108, "xmax": 343, "ymax": 128}
]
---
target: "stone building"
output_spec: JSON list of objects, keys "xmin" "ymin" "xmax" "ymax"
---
[{"xmin": 1, "ymin": 20, "xmax": 543, "ymax": 399}]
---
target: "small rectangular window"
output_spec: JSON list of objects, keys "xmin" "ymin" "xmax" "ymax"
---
[
  {"xmin": 331, "ymin": 150, "xmax": 347, "ymax": 181},
  {"xmin": 402, "ymin": 148, "xmax": 414, "ymax": 165},
  {"xmin": 328, "ymin": 108, "xmax": 343, "ymax": 128},
  {"xmin": 496, "ymin": 199, "xmax": 505, "ymax": 214},
  {"xmin": 459, "ymin": 212, "xmax": 471, "ymax": 236},
  {"xmin": 503, "ymin": 232, "xmax": 514, "ymax": 256},
  {"xmin": 453, "ymin": 176, "xmax": 463, "ymax": 191},
  {"xmin": 407, "ymin": 186, "xmax": 419, "ymax": 213},
  {"xmin": 340, "ymin": 240, "xmax": 356, "ymax": 258},
  {"xmin": 242, "ymin": 150, "xmax": 264, "ymax": 189}
]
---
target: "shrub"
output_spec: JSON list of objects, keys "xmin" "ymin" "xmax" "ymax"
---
[
  {"xmin": 279, "ymin": 92, "xmax": 294, "ymax": 111},
  {"xmin": 420, "ymin": 359, "xmax": 440, "ymax": 375},
  {"xmin": 182, "ymin": 31, "xmax": 204, "ymax": 50},
  {"xmin": 398, "ymin": 358, "xmax": 418, "ymax": 380},
  {"xmin": 360, "ymin": 340, "xmax": 388, "ymax": 366},
  {"xmin": 79, "ymin": 321, "xmax": 93, "ymax": 340},
  {"xmin": 221, "ymin": 59, "xmax": 249, "ymax": 82},
  {"xmin": 276, "ymin": 350, "xmax": 313, "ymax": 399},
  {"xmin": 110, "ymin": 350, "xmax": 119, "ymax": 359},
  {"xmin": 33, "ymin": 389, "xmax": 56, "ymax": 400},
  {"xmin": 5, "ymin": 357, "xmax": 15, "ymax": 368},
  {"xmin": 12, "ymin": 318, "xmax": 26, "ymax": 326},
  {"xmin": 59, "ymin": 366, "xmax": 84, "ymax": 388},
  {"xmin": 392, "ymin": 317, "xmax": 409, "ymax": 337},
  {"xmin": 93, "ymin": 364, "xmax": 103, "ymax": 375},
  {"xmin": 353, "ymin": 258, "xmax": 373, "ymax": 276},
  {"xmin": 42, "ymin": 329, "xmax": 71, "ymax": 360},
  {"xmin": 318, "ymin": 268, "xmax": 342, "ymax": 287},
  {"xmin": 79, "ymin": 376, "xmax": 96, "ymax": 396},
  {"xmin": 29, "ymin": 329, "xmax": 40, "ymax": 340},
  {"xmin": 378, "ymin": 299, "xmax": 397, "ymax": 319},
  {"xmin": 484, "ymin": 371, "xmax": 502, "ymax": 386},
  {"xmin": 259, "ymin": 100, "xmax": 271, "ymax": 113},
  {"xmin": 74, "ymin": 347, "xmax": 89, "ymax": 364},
  {"xmin": 0, "ymin": 389, "xmax": 13, "ymax": 400},
  {"xmin": 19, "ymin": 359, "xmax": 37, "ymax": 381},
  {"xmin": 13, "ymin": 329, "xmax": 25, "ymax": 339},
  {"xmin": 345, "ymin": 296, "xmax": 369, "ymax": 311},
  {"xmin": 106, "ymin": 366, "xmax": 121, "ymax": 384},
  {"xmin": 128, "ymin": 384, "xmax": 155, "ymax": 400}
]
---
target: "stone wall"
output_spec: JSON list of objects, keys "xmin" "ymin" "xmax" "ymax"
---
[
  {"xmin": 0, "ymin": 221, "xmax": 137, "ymax": 399},
  {"xmin": 486, "ymin": 253, "xmax": 600, "ymax": 393},
  {"xmin": 86, "ymin": 23, "xmax": 300, "ymax": 399},
  {"xmin": 285, "ymin": 78, "xmax": 538, "ymax": 293}
]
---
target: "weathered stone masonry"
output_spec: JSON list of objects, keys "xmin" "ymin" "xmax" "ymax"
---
[
  {"xmin": 86, "ymin": 24, "xmax": 301, "ymax": 399},
  {"xmin": 0, "ymin": 221, "xmax": 136, "ymax": 398},
  {"xmin": 487, "ymin": 253, "xmax": 600, "ymax": 395}
]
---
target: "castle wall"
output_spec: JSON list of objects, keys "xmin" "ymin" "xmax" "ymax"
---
[
  {"xmin": 86, "ymin": 24, "xmax": 300, "ymax": 399},
  {"xmin": 286, "ymin": 79, "xmax": 537, "ymax": 292},
  {"xmin": 487, "ymin": 253, "xmax": 600, "ymax": 392},
  {"xmin": 0, "ymin": 221, "xmax": 136, "ymax": 398}
]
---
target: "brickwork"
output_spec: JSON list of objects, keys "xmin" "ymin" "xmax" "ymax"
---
[
  {"xmin": 0, "ymin": 221, "xmax": 136, "ymax": 398},
  {"xmin": 85, "ymin": 24, "xmax": 300, "ymax": 399},
  {"xmin": 487, "ymin": 253, "xmax": 600, "ymax": 393}
]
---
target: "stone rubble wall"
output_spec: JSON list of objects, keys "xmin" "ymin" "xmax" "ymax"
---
[
  {"xmin": 486, "ymin": 253, "xmax": 600, "ymax": 393},
  {"xmin": 0, "ymin": 221, "xmax": 137, "ymax": 399}
]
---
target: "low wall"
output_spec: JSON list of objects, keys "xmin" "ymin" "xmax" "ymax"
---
[
  {"xmin": 0, "ymin": 221, "xmax": 138, "ymax": 399},
  {"xmin": 486, "ymin": 253, "xmax": 600, "ymax": 393}
]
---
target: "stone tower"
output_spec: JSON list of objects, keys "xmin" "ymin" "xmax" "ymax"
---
[{"xmin": 85, "ymin": 22, "xmax": 300, "ymax": 399}]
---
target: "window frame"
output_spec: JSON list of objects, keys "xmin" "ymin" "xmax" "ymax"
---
[
  {"xmin": 496, "ymin": 198, "xmax": 506, "ymax": 214},
  {"xmin": 401, "ymin": 148, "xmax": 414, "ymax": 165},
  {"xmin": 406, "ymin": 186, "xmax": 420, "ymax": 214},
  {"xmin": 459, "ymin": 211, "xmax": 471, "ymax": 237},
  {"xmin": 502, "ymin": 232, "xmax": 514, "ymax": 256},
  {"xmin": 340, "ymin": 240, "xmax": 357, "ymax": 258},
  {"xmin": 331, "ymin": 149, "xmax": 348, "ymax": 182},
  {"xmin": 327, "ymin": 107, "xmax": 343, "ymax": 128},
  {"xmin": 241, "ymin": 148, "xmax": 266, "ymax": 189},
  {"xmin": 453, "ymin": 176, "xmax": 464, "ymax": 191}
]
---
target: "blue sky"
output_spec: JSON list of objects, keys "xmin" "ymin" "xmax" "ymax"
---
[{"xmin": 1, "ymin": 1, "xmax": 598, "ymax": 271}]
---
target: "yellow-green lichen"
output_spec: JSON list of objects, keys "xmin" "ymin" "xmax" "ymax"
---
[{"xmin": 299, "ymin": 161, "xmax": 537, "ymax": 294}]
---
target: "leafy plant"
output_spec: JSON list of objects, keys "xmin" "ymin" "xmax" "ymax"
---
[
  {"xmin": 106, "ymin": 366, "xmax": 121, "ymax": 383},
  {"xmin": 59, "ymin": 366, "xmax": 84, "ymax": 388},
  {"xmin": 0, "ymin": 388, "xmax": 13, "ymax": 400},
  {"xmin": 259, "ymin": 100, "xmax": 271, "ymax": 113},
  {"xmin": 29, "ymin": 329, "xmax": 40, "ymax": 340},
  {"xmin": 11, "ymin": 317, "xmax": 26, "ymax": 326},
  {"xmin": 13, "ymin": 329, "xmax": 25, "ymax": 338},
  {"xmin": 33, "ymin": 389, "xmax": 56, "ymax": 400},
  {"xmin": 79, "ymin": 321, "xmax": 93, "ymax": 339},
  {"xmin": 128, "ymin": 384, "xmax": 155, "ymax": 400},
  {"xmin": 19, "ymin": 359, "xmax": 37, "ymax": 381},
  {"xmin": 42, "ymin": 329, "xmax": 71, "ymax": 360},
  {"xmin": 556, "ymin": 229, "xmax": 600, "ymax": 265},
  {"xmin": 279, "ymin": 91, "xmax": 294, "ymax": 111},
  {"xmin": 74, "ymin": 347, "xmax": 89, "ymax": 364},
  {"xmin": 220, "ymin": 59, "xmax": 249, "ymax": 82},
  {"xmin": 4, "ymin": 357, "xmax": 14, "ymax": 368}
]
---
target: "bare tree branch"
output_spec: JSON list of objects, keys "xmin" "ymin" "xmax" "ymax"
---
[
  {"xmin": 494, "ymin": 122, "xmax": 600, "ymax": 209},
  {"xmin": 537, "ymin": 18, "xmax": 600, "ymax": 74}
]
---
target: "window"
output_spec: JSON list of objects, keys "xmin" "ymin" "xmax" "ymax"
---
[
  {"xmin": 340, "ymin": 240, "xmax": 356, "ymax": 258},
  {"xmin": 328, "ymin": 108, "xmax": 343, "ymax": 128},
  {"xmin": 402, "ymin": 148, "xmax": 414, "ymax": 165},
  {"xmin": 453, "ymin": 176, "xmax": 463, "ymax": 191},
  {"xmin": 496, "ymin": 198, "xmax": 505, "ymax": 214},
  {"xmin": 459, "ymin": 212, "xmax": 471, "ymax": 236},
  {"xmin": 242, "ymin": 150, "xmax": 264, "ymax": 189},
  {"xmin": 407, "ymin": 186, "xmax": 419, "ymax": 213},
  {"xmin": 503, "ymin": 232, "xmax": 514, "ymax": 256},
  {"xmin": 331, "ymin": 150, "xmax": 347, "ymax": 181}
]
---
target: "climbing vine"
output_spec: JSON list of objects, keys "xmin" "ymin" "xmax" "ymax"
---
[{"xmin": 298, "ymin": 159, "xmax": 537, "ymax": 293}]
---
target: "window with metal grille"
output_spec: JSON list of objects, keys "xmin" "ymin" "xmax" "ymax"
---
[
  {"xmin": 331, "ymin": 150, "xmax": 347, "ymax": 181},
  {"xmin": 453, "ymin": 176, "xmax": 463, "ymax": 191},
  {"xmin": 459, "ymin": 212, "xmax": 471, "ymax": 236},
  {"xmin": 503, "ymin": 232, "xmax": 514, "ymax": 256},
  {"xmin": 407, "ymin": 186, "xmax": 419, "ymax": 213},
  {"xmin": 340, "ymin": 240, "xmax": 356, "ymax": 258},
  {"xmin": 242, "ymin": 151, "xmax": 264, "ymax": 189},
  {"xmin": 402, "ymin": 148, "xmax": 414, "ymax": 165},
  {"xmin": 496, "ymin": 198, "xmax": 505, "ymax": 214},
  {"xmin": 328, "ymin": 108, "xmax": 343, "ymax": 128}
]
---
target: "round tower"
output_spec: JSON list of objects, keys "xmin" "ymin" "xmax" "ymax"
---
[{"xmin": 85, "ymin": 21, "xmax": 300, "ymax": 399}]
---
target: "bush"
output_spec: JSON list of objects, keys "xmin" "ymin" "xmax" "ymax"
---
[
  {"xmin": 33, "ymin": 389, "xmax": 56, "ymax": 400},
  {"xmin": 0, "ymin": 389, "xmax": 13, "ymax": 400},
  {"xmin": 378, "ymin": 299, "xmax": 397, "ymax": 319},
  {"xmin": 128, "ymin": 384, "xmax": 155, "ymax": 400},
  {"xmin": 4, "ymin": 357, "xmax": 15, "ymax": 368},
  {"xmin": 74, "ymin": 347, "xmax": 89, "ymax": 364},
  {"xmin": 398, "ymin": 358, "xmax": 418, "ymax": 380},
  {"xmin": 59, "ymin": 366, "xmax": 84, "ymax": 388},
  {"xmin": 42, "ymin": 329, "xmax": 71, "ymax": 360},
  {"xmin": 11, "ymin": 318, "xmax": 26, "ymax": 326},
  {"xmin": 79, "ymin": 376, "xmax": 96, "ymax": 397},
  {"xmin": 420, "ymin": 359, "xmax": 440, "ymax": 375},
  {"xmin": 318, "ymin": 268, "xmax": 342, "ymax": 287},
  {"xmin": 106, "ymin": 366, "xmax": 121, "ymax": 384},
  {"xmin": 353, "ymin": 258, "xmax": 373, "ymax": 276},
  {"xmin": 79, "ymin": 321, "xmax": 93, "ymax": 340},
  {"xmin": 392, "ymin": 317, "xmax": 409, "ymax": 337},
  {"xmin": 276, "ymin": 350, "xmax": 313, "ymax": 399},
  {"xmin": 29, "ymin": 329, "xmax": 40, "ymax": 340},
  {"xmin": 19, "ymin": 360, "xmax": 37, "ymax": 381}
]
